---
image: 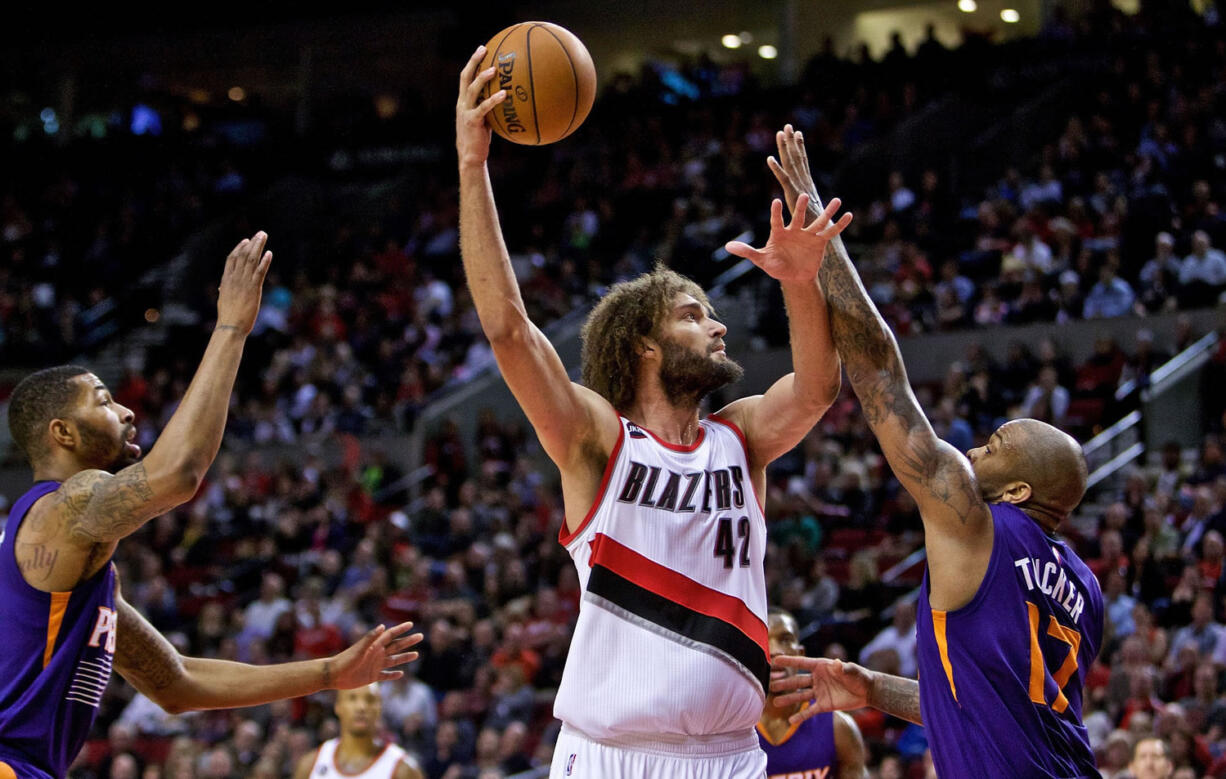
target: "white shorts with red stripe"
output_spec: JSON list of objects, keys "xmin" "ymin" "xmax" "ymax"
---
[{"xmin": 550, "ymin": 724, "xmax": 766, "ymax": 779}]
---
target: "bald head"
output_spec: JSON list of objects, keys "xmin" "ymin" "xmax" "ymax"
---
[{"xmin": 971, "ymin": 419, "xmax": 1087, "ymax": 529}]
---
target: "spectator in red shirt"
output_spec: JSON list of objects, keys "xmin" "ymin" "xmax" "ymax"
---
[{"xmin": 490, "ymin": 622, "xmax": 541, "ymax": 685}]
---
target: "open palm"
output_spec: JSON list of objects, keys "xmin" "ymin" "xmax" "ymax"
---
[{"xmin": 725, "ymin": 193, "xmax": 852, "ymax": 282}]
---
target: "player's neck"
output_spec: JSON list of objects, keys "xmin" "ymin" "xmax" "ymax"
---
[
  {"xmin": 335, "ymin": 732, "xmax": 379, "ymax": 761},
  {"xmin": 32, "ymin": 456, "xmax": 86, "ymax": 484},
  {"xmin": 626, "ymin": 391, "xmax": 702, "ymax": 446}
]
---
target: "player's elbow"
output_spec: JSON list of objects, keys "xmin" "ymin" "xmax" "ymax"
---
[
  {"xmin": 798, "ymin": 375, "xmax": 840, "ymax": 417},
  {"xmin": 484, "ymin": 316, "xmax": 535, "ymax": 352},
  {"xmin": 816, "ymin": 367, "xmax": 842, "ymax": 408},
  {"xmin": 157, "ymin": 699, "xmax": 190, "ymax": 716}
]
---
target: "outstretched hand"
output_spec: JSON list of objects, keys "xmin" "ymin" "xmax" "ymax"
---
[
  {"xmin": 770, "ymin": 656, "xmax": 873, "ymax": 725},
  {"xmin": 456, "ymin": 45, "xmax": 509, "ymax": 169},
  {"xmin": 217, "ymin": 231, "xmax": 273, "ymax": 334},
  {"xmin": 327, "ymin": 622, "xmax": 424, "ymax": 690},
  {"xmin": 724, "ymin": 193, "xmax": 852, "ymax": 282}
]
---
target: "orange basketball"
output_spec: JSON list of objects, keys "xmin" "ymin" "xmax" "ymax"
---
[{"xmin": 479, "ymin": 22, "xmax": 597, "ymax": 146}]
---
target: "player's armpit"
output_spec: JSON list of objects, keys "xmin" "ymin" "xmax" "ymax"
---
[
  {"xmin": 57, "ymin": 464, "xmax": 188, "ymax": 547},
  {"xmin": 114, "ymin": 594, "xmax": 189, "ymax": 712}
]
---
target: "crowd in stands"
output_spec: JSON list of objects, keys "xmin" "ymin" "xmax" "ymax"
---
[
  {"xmin": 1, "ymin": 2, "xmax": 1225, "ymax": 778},
  {"xmin": 4, "ymin": 1, "xmax": 1224, "ymax": 450},
  {"xmin": 64, "ymin": 310, "xmax": 1226, "ymax": 778}
]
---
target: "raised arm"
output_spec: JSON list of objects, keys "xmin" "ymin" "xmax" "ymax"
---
[
  {"xmin": 114, "ymin": 593, "xmax": 422, "ymax": 715},
  {"xmin": 719, "ymin": 195, "xmax": 851, "ymax": 471},
  {"xmin": 769, "ymin": 127, "xmax": 991, "ymax": 608},
  {"xmin": 455, "ymin": 46, "xmax": 618, "ymax": 484},
  {"xmin": 771, "ymin": 656, "xmax": 922, "ymax": 727},
  {"xmin": 54, "ymin": 233, "xmax": 272, "ymax": 547}
]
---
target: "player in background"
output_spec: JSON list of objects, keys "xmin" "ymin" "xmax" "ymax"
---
[
  {"xmin": 294, "ymin": 683, "xmax": 423, "ymax": 779},
  {"xmin": 457, "ymin": 47, "xmax": 851, "ymax": 777},
  {"xmin": 743, "ymin": 127, "xmax": 1104, "ymax": 777},
  {"xmin": 757, "ymin": 609, "xmax": 866, "ymax": 779},
  {"xmin": 0, "ymin": 233, "xmax": 423, "ymax": 779}
]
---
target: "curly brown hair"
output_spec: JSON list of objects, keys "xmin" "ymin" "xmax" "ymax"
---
[{"xmin": 579, "ymin": 266, "xmax": 713, "ymax": 412}]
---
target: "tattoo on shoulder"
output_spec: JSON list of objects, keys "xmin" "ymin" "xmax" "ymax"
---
[{"xmin": 60, "ymin": 465, "xmax": 161, "ymax": 544}]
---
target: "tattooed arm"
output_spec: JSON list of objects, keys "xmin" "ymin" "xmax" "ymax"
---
[
  {"xmin": 55, "ymin": 234, "xmax": 272, "ymax": 548},
  {"xmin": 767, "ymin": 126, "xmax": 990, "ymax": 609},
  {"xmin": 114, "ymin": 593, "xmax": 423, "ymax": 714}
]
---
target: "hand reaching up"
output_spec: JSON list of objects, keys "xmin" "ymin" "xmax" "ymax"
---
[{"xmin": 724, "ymin": 194, "xmax": 852, "ymax": 283}]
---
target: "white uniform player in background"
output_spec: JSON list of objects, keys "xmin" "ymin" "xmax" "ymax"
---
[
  {"xmin": 457, "ymin": 45, "xmax": 852, "ymax": 778},
  {"xmin": 294, "ymin": 684, "xmax": 422, "ymax": 779}
]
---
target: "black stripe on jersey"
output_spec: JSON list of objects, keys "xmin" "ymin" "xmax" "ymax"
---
[{"xmin": 587, "ymin": 564, "xmax": 770, "ymax": 692}]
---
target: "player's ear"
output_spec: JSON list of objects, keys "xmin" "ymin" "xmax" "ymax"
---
[
  {"xmin": 999, "ymin": 481, "xmax": 1032, "ymax": 505},
  {"xmin": 49, "ymin": 417, "xmax": 76, "ymax": 449},
  {"xmin": 637, "ymin": 336, "xmax": 658, "ymax": 360}
]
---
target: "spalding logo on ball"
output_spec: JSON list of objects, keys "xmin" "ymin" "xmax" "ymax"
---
[{"xmin": 479, "ymin": 22, "xmax": 597, "ymax": 146}]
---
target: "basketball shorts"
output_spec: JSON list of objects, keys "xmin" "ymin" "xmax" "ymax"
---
[{"xmin": 549, "ymin": 723, "xmax": 766, "ymax": 779}]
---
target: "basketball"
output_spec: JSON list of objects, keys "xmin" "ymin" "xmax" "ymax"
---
[{"xmin": 478, "ymin": 22, "xmax": 597, "ymax": 146}]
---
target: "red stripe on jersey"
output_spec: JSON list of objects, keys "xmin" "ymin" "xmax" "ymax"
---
[
  {"xmin": 589, "ymin": 532, "xmax": 768, "ymax": 654},
  {"xmin": 558, "ymin": 422, "xmax": 626, "ymax": 547}
]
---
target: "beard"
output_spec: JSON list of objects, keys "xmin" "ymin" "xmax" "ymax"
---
[
  {"xmin": 75, "ymin": 418, "xmax": 138, "ymax": 474},
  {"xmin": 658, "ymin": 337, "xmax": 743, "ymax": 407}
]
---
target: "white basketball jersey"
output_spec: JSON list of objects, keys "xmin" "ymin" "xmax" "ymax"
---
[
  {"xmin": 309, "ymin": 738, "xmax": 408, "ymax": 779},
  {"xmin": 553, "ymin": 415, "xmax": 770, "ymax": 742}
]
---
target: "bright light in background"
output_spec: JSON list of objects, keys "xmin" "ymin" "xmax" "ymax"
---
[
  {"xmin": 738, "ymin": 31, "xmax": 754, "ymax": 44},
  {"xmin": 957, "ymin": 0, "xmax": 977, "ymax": 11},
  {"xmin": 758, "ymin": 44, "xmax": 778, "ymax": 59},
  {"xmin": 228, "ymin": 86, "xmax": 245, "ymax": 102},
  {"xmin": 40, "ymin": 107, "xmax": 58, "ymax": 135},
  {"xmin": 1001, "ymin": 8, "xmax": 1020, "ymax": 22},
  {"xmin": 721, "ymin": 34, "xmax": 742, "ymax": 49}
]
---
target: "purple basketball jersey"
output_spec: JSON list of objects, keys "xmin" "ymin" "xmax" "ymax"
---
[
  {"xmin": 757, "ymin": 708, "xmax": 837, "ymax": 779},
  {"xmin": 0, "ymin": 481, "xmax": 118, "ymax": 779},
  {"xmin": 916, "ymin": 502, "xmax": 1103, "ymax": 778}
]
